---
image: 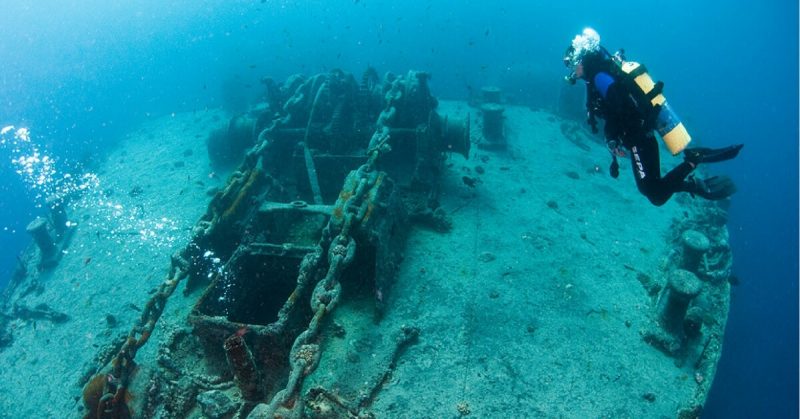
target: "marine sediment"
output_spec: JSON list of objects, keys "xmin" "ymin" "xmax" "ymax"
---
[{"xmin": 0, "ymin": 67, "xmax": 736, "ymax": 418}]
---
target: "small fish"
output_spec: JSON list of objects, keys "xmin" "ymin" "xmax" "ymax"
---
[
  {"xmin": 235, "ymin": 326, "xmax": 250, "ymax": 337},
  {"xmin": 84, "ymin": 257, "xmax": 92, "ymax": 266}
]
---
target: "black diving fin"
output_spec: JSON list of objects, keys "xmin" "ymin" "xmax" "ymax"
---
[
  {"xmin": 684, "ymin": 144, "xmax": 744, "ymax": 165},
  {"xmin": 685, "ymin": 175, "xmax": 738, "ymax": 200}
]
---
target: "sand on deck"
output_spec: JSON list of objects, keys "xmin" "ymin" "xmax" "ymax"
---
[{"xmin": 0, "ymin": 101, "xmax": 724, "ymax": 418}]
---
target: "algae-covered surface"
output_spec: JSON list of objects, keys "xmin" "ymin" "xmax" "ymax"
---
[{"xmin": 0, "ymin": 100, "xmax": 729, "ymax": 418}]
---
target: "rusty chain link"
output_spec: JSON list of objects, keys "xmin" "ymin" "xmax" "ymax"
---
[
  {"xmin": 89, "ymin": 72, "xmax": 398, "ymax": 417},
  {"xmin": 94, "ymin": 250, "xmax": 192, "ymax": 417},
  {"xmin": 260, "ymin": 157, "xmax": 383, "ymax": 417}
]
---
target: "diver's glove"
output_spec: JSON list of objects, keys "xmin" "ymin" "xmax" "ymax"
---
[
  {"xmin": 606, "ymin": 139, "xmax": 626, "ymax": 157},
  {"xmin": 606, "ymin": 140, "xmax": 626, "ymax": 157}
]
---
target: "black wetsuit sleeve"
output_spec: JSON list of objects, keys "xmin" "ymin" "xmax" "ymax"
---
[
  {"xmin": 585, "ymin": 83, "xmax": 597, "ymax": 111},
  {"xmin": 585, "ymin": 84, "xmax": 601, "ymax": 134}
]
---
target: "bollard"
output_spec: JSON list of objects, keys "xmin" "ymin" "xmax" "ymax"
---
[
  {"xmin": 26, "ymin": 217, "xmax": 61, "ymax": 268},
  {"xmin": 481, "ymin": 86, "xmax": 502, "ymax": 104},
  {"xmin": 680, "ymin": 230, "xmax": 710, "ymax": 273},
  {"xmin": 683, "ymin": 306, "xmax": 705, "ymax": 339},
  {"xmin": 26, "ymin": 217, "xmax": 56, "ymax": 261},
  {"xmin": 480, "ymin": 103, "xmax": 505, "ymax": 148},
  {"xmin": 46, "ymin": 195, "xmax": 68, "ymax": 237},
  {"xmin": 658, "ymin": 269, "xmax": 702, "ymax": 334}
]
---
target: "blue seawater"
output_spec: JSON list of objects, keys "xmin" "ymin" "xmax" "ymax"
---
[{"xmin": 0, "ymin": 1, "xmax": 795, "ymax": 417}]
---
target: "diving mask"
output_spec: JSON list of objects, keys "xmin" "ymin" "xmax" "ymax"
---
[{"xmin": 563, "ymin": 27, "xmax": 601, "ymax": 84}]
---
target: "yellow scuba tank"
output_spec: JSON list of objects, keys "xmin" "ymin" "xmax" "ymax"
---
[{"xmin": 617, "ymin": 60, "xmax": 691, "ymax": 155}]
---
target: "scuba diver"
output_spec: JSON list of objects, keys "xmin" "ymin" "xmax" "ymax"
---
[{"xmin": 563, "ymin": 28, "xmax": 743, "ymax": 206}]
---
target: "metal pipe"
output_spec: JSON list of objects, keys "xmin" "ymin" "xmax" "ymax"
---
[{"xmin": 224, "ymin": 334, "xmax": 262, "ymax": 401}]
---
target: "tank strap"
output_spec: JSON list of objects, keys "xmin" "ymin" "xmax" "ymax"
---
[
  {"xmin": 646, "ymin": 81, "xmax": 665, "ymax": 101},
  {"xmin": 621, "ymin": 62, "xmax": 666, "ymax": 107},
  {"xmin": 625, "ymin": 63, "xmax": 648, "ymax": 78}
]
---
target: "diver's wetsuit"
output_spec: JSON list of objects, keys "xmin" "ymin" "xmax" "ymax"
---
[
  {"xmin": 582, "ymin": 52, "xmax": 694, "ymax": 206},
  {"xmin": 624, "ymin": 132, "xmax": 694, "ymax": 206}
]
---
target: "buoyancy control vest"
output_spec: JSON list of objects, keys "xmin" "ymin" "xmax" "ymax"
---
[{"xmin": 609, "ymin": 50, "xmax": 691, "ymax": 155}]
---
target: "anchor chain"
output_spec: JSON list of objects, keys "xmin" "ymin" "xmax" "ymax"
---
[
  {"xmin": 87, "ymin": 165, "xmax": 265, "ymax": 417},
  {"xmin": 258, "ymin": 150, "xmax": 386, "ymax": 418},
  {"xmin": 93, "ymin": 250, "xmax": 192, "ymax": 418},
  {"xmin": 86, "ymin": 70, "xmax": 402, "ymax": 417}
]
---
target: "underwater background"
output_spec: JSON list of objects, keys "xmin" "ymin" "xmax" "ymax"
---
[{"xmin": 0, "ymin": 1, "xmax": 795, "ymax": 417}]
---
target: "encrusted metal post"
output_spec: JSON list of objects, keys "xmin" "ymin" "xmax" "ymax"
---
[
  {"xmin": 26, "ymin": 217, "xmax": 57, "ymax": 267},
  {"xmin": 224, "ymin": 334, "xmax": 262, "ymax": 401},
  {"xmin": 45, "ymin": 195, "xmax": 68, "ymax": 237},
  {"xmin": 480, "ymin": 103, "xmax": 505, "ymax": 149}
]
